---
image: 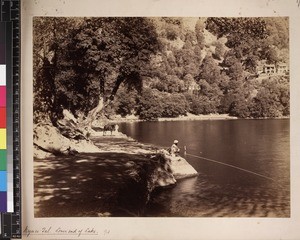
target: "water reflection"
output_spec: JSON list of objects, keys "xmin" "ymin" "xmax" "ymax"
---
[
  {"xmin": 120, "ymin": 119, "xmax": 290, "ymax": 217},
  {"xmin": 174, "ymin": 177, "xmax": 199, "ymax": 194}
]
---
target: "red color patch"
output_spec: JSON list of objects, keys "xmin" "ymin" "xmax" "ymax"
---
[{"xmin": 0, "ymin": 107, "xmax": 5, "ymax": 128}]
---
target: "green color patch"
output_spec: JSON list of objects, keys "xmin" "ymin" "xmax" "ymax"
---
[{"xmin": 0, "ymin": 150, "xmax": 6, "ymax": 170}]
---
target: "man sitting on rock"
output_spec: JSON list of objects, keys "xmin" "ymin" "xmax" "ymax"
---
[{"xmin": 170, "ymin": 140, "xmax": 180, "ymax": 157}]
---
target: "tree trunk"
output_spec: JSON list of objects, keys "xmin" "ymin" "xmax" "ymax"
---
[
  {"xmin": 76, "ymin": 74, "xmax": 126, "ymax": 134},
  {"xmin": 82, "ymin": 96, "xmax": 104, "ymax": 129},
  {"xmin": 108, "ymin": 74, "xmax": 126, "ymax": 103},
  {"xmin": 78, "ymin": 76, "xmax": 105, "ymax": 131}
]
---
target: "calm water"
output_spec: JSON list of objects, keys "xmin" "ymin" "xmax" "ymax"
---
[{"xmin": 119, "ymin": 119, "xmax": 290, "ymax": 217}]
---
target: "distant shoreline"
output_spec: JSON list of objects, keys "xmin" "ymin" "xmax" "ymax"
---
[
  {"xmin": 109, "ymin": 113, "xmax": 289, "ymax": 123},
  {"xmin": 157, "ymin": 113, "xmax": 237, "ymax": 122},
  {"xmin": 109, "ymin": 113, "xmax": 237, "ymax": 123}
]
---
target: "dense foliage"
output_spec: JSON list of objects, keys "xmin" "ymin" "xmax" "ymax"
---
[{"xmin": 33, "ymin": 17, "xmax": 289, "ymax": 122}]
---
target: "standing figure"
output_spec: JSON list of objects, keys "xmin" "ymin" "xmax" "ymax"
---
[{"xmin": 115, "ymin": 124, "xmax": 119, "ymax": 133}]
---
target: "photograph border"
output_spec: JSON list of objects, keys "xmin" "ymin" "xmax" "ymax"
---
[{"xmin": 22, "ymin": 0, "xmax": 300, "ymax": 239}]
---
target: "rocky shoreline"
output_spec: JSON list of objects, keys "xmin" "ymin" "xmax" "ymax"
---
[{"xmin": 34, "ymin": 125, "xmax": 198, "ymax": 217}]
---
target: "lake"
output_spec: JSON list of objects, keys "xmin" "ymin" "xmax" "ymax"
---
[{"xmin": 119, "ymin": 119, "xmax": 290, "ymax": 217}]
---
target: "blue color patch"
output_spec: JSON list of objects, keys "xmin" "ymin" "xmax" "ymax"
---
[{"xmin": 0, "ymin": 171, "xmax": 7, "ymax": 191}]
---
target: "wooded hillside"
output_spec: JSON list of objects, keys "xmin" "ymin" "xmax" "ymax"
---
[{"xmin": 33, "ymin": 17, "xmax": 289, "ymax": 123}]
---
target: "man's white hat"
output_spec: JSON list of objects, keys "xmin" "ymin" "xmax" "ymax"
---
[{"xmin": 174, "ymin": 140, "xmax": 179, "ymax": 144}]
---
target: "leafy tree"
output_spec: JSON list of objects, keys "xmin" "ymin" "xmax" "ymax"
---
[
  {"xmin": 249, "ymin": 77, "xmax": 288, "ymax": 118},
  {"xmin": 218, "ymin": 72, "xmax": 230, "ymax": 93},
  {"xmin": 160, "ymin": 93, "xmax": 188, "ymax": 117},
  {"xmin": 206, "ymin": 17, "xmax": 270, "ymax": 72},
  {"xmin": 193, "ymin": 45, "xmax": 203, "ymax": 65},
  {"xmin": 263, "ymin": 47, "xmax": 279, "ymax": 64},
  {"xmin": 183, "ymin": 63, "xmax": 199, "ymax": 77},
  {"xmin": 206, "ymin": 17, "xmax": 268, "ymax": 48},
  {"xmin": 165, "ymin": 24, "xmax": 180, "ymax": 40},
  {"xmin": 137, "ymin": 90, "xmax": 189, "ymax": 120},
  {"xmin": 250, "ymin": 91, "xmax": 283, "ymax": 118},
  {"xmin": 243, "ymin": 53, "xmax": 259, "ymax": 73},
  {"xmin": 198, "ymin": 55, "xmax": 222, "ymax": 85},
  {"xmin": 277, "ymin": 78, "xmax": 290, "ymax": 116},
  {"xmin": 183, "ymin": 74, "xmax": 196, "ymax": 91},
  {"xmin": 195, "ymin": 18, "xmax": 205, "ymax": 49},
  {"xmin": 40, "ymin": 17, "xmax": 160, "ymax": 125},
  {"xmin": 263, "ymin": 17, "xmax": 289, "ymax": 49},
  {"xmin": 137, "ymin": 89, "xmax": 163, "ymax": 120},
  {"xmin": 166, "ymin": 52, "xmax": 177, "ymax": 69},
  {"xmin": 33, "ymin": 17, "xmax": 79, "ymax": 123},
  {"xmin": 185, "ymin": 93, "xmax": 217, "ymax": 115},
  {"xmin": 213, "ymin": 40, "xmax": 226, "ymax": 60},
  {"xmin": 197, "ymin": 80, "xmax": 223, "ymax": 113},
  {"xmin": 153, "ymin": 75, "xmax": 185, "ymax": 93},
  {"xmin": 114, "ymin": 87, "xmax": 138, "ymax": 117},
  {"xmin": 225, "ymin": 56, "xmax": 245, "ymax": 90},
  {"xmin": 229, "ymin": 97, "xmax": 251, "ymax": 118},
  {"xmin": 33, "ymin": 16, "xmax": 290, "ymax": 124}
]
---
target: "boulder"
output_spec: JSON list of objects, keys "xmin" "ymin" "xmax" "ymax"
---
[
  {"xmin": 33, "ymin": 123, "xmax": 101, "ymax": 158},
  {"xmin": 152, "ymin": 156, "xmax": 177, "ymax": 187},
  {"xmin": 161, "ymin": 150, "xmax": 198, "ymax": 180},
  {"xmin": 33, "ymin": 123, "xmax": 71, "ymax": 154},
  {"xmin": 155, "ymin": 166, "xmax": 176, "ymax": 186}
]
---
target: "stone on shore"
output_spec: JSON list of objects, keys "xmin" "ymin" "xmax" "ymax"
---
[
  {"xmin": 33, "ymin": 123, "xmax": 100, "ymax": 158},
  {"xmin": 161, "ymin": 150, "xmax": 198, "ymax": 180},
  {"xmin": 169, "ymin": 156, "xmax": 198, "ymax": 179}
]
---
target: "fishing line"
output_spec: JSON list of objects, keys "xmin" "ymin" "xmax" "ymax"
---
[{"xmin": 185, "ymin": 153, "xmax": 277, "ymax": 182}]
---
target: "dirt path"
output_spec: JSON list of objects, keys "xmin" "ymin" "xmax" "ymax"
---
[{"xmin": 34, "ymin": 136, "xmax": 161, "ymax": 217}]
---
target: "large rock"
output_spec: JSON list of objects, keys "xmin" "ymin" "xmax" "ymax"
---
[
  {"xmin": 115, "ymin": 153, "xmax": 177, "ymax": 216},
  {"xmin": 33, "ymin": 123, "xmax": 71, "ymax": 154},
  {"xmin": 33, "ymin": 123, "xmax": 100, "ymax": 158},
  {"xmin": 161, "ymin": 150, "xmax": 198, "ymax": 180},
  {"xmin": 151, "ymin": 154, "xmax": 177, "ymax": 187}
]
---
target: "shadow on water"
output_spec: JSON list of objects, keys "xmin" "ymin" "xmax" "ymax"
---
[
  {"xmin": 120, "ymin": 120, "xmax": 290, "ymax": 217},
  {"xmin": 146, "ymin": 170, "xmax": 290, "ymax": 217},
  {"xmin": 34, "ymin": 152, "xmax": 155, "ymax": 217},
  {"xmin": 145, "ymin": 154, "xmax": 290, "ymax": 217}
]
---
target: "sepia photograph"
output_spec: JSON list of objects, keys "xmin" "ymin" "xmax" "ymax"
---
[{"xmin": 32, "ymin": 16, "xmax": 290, "ymax": 218}]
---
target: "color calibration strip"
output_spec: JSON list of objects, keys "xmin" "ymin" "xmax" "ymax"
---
[
  {"xmin": 0, "ymin": 21, "xmax": 7, "ymax": 213},
  {"xmin": 0, "ymin": 3, "xmax": 14, "ymax": 214},
  {"xmin": 1, "ymin": 0, "xmax": 21, "ymax": 238}
]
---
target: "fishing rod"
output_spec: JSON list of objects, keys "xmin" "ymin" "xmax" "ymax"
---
[{"xmin": 184, "ymin": 151, "xmax": 277, "ymax": 182}]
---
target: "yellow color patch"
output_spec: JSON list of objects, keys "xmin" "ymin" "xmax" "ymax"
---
[{"xmin": 0, "ymin": 129, "xmax": 6, "ymax": 149}]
